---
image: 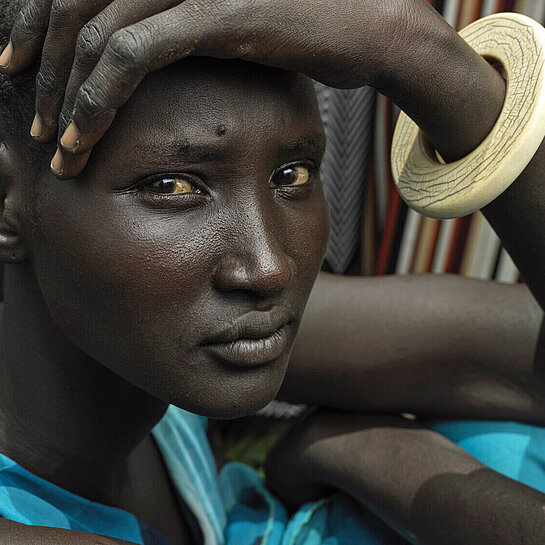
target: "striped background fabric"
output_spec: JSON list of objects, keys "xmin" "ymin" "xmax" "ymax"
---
[{"xmin": 314, "ymin": 83, "xmax": 376, "ymax": 274}]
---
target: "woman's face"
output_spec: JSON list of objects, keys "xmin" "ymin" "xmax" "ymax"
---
[{"xmin": 26, "ymin": 58, "xmax": 329, "ymax": 418}]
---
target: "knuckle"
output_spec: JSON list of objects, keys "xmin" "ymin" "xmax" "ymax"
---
[
  {"xmin": 76, "ymin": 82, "xmax": 106, "ymax": 118},
  {"xmin": 35, "ymin": 63, "xmax": 62, "ymax": 98},
  {"xmin": 51, "ymin": 0, "xmax": 77, "ymax": 18},
  {"xmin": 14, "ymin": 1, "xmax": 46, "ymax": 37},
  {"xmin": 76, "ymin": 20, "xmax": 108, "ymax": 64},
  {"xmin": 59, "ymin": 107, "xmax": 73, "ymax": 131},
  {"xmin": 106, "ymin": 28, "xmax": 146, "ymax": 65}
]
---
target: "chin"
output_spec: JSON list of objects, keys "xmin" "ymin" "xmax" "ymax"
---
[
  {"xmin": 170, "ymin": 389, "xmax": 279, "ymax": 420},
  {"xmin": 167, "ymin": 358, "xmax": 288, "ymax": 420}
]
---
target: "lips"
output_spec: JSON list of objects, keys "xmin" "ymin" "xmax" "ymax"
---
[{"xmin": 202, "ymin": 306, "xmax": 296, "ymax": 368}]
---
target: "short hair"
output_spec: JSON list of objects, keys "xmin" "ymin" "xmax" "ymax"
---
[
  {"xmin": 0, "ymin": 0, "xmax": 42, "ymax": 149},
  {"xmin": 0, "ymin": 0, "xmax": 44, "ymax": 297}
]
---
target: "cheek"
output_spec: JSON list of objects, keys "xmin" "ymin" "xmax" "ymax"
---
[
  {"xmin": 286, "ymin": 189, "xmax": 330, "ymax": 287},
  {"xmin": 31, "ymin": 189, "xmax": 219, "ymax": 388},
  {"xmin": 29, "ymin": 185, "xmax": 329, "ymax": 415}
]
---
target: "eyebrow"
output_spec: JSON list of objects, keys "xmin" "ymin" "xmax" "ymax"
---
[
  {"xmin": 131, "ymin": 134, "xmax": 326, "ymax": 171},
  {"xmin": 280, "ymin": 135, "xmax": 326, "ymax": 158},
  {"xmin": 133, "ymin": 140, "xmax": 228, "ymax": 165}
]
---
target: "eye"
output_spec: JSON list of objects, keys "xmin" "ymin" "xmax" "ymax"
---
[
  {"xmin": 143, "ymin": 177, "xmax": 203, "ymax": 196},
  {"xmin": 269, "ymin": 164, "xmax": 312, "ymax": 188}
]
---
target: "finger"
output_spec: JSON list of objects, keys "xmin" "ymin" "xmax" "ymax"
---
[
  {"xmin": 32, "ymin": 0, "xmax": 112, "ymax": 144},
  {"xmin": 53, "ymin": 2, "xmax": 220, "ymax": 179},
  {"xmin": 57, "ymin": 0, "xmax": 182, "ymax": 146},
  {"xmin": 50, "ymin": 145, "xmax": 90, "ymax": 178},
  {"xmin": 0, "ymin": 0, "xmax": 53, "ymax": 75}
]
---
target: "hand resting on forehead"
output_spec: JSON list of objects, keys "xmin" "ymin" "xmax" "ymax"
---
[
  {"xmin": 1, "ymin": 0, "xmax": 505, "ymax": 176},
  {"xmin": 2, "ymin": 1, "xmax": 545, "ymax": 545}
]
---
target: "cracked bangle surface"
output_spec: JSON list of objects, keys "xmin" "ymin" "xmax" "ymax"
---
[{"xmin": 391, "ymin": 13, "xmax": 545, "ymax": 219}]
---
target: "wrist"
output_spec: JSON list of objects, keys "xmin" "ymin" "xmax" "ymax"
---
[{"xmin": 376, "ymin": 12, "xmax": 506, "ymax": 162}]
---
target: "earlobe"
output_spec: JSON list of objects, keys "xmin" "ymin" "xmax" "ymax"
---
[{"xmin": 0, "ymin": 142, "xmax": 28, "ymax": 264}]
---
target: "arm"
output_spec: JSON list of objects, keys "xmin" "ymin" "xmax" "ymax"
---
[
  {"xmin": 265, "ymin": 410, "xmax": 545, "ymax": 545},
  {"xmin": 482, "ymin": 147, "xmax": 545, "ymax": 314},
  {"xmin": 0, "ymin": 0, "xmax": 504, "ymax": 178},
  {"xmin": 4, "ymin": 2, "xmax": 531, "ymax": 425},
  {"xmin": 0, "ymin": 519, "xmax": 134, "ymax": 545},
  {"xmin": 281, "ymin": 273, "xmax": 545, "ymax": 423}
]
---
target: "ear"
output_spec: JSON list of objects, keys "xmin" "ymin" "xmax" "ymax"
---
[{"xmin": 0, "ymin": 141, "xmax": 28, "ymax": 264}]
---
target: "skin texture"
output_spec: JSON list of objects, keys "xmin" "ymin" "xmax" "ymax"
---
[
  {"xmin": 1, "ymin": 1, "xmax": 545, "ymax": 544},
  {"xmin": 13, "ymin": 58, "xmax": 328, "ymax": 419},
  {"xmin": 0, "ymin": 0, "xmax": 505, "ymax": 176},
  {"xmin": 265, "ymin": 410, "xmax": 545, "ymax": 545},
  {"xmin": 0, "ymin": 58, "xmax": 329, "ymax": 544},
  {"xmin": 284, "ymin": 273, "xmax": 545, "ymax": 424}
]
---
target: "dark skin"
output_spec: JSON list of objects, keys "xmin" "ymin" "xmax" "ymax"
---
[
  {"xmin": 0, "ymin": 0, "xmax": 504, "ymax": 174},
  {"xmin": 284, "ymin": 273, "xmax": 545, "ymax": 423},
  {"xmin": 3, "ymin": 0, "xmax": 537, "ymax": 424},
  {"xmin": 0, "ymin": 58, "xmax": 329, "ymax": 544},
  {"xmin": 2, "ymin": 0, "xmax": 545, "ymax": 544}
]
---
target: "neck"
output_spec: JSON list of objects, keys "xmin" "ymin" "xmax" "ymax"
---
[{"xmin": 0, "ymin": 263, "xmax": 168, "ymax": 505}]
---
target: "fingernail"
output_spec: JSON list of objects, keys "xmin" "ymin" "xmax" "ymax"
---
[
  {"xmin": 60, "ymin": 121, "xmax": 80, "ymax": 150},
  {"xmin": 0, "ymin": 41, "xmax": 13, "ymax": 69},
  {"xmin": 30, "ymin": 112, "xmax": 44, "ymax": 138},
  {"xmin": 51, "ymin": 148, "xmax": 64, "ymax": 175}
]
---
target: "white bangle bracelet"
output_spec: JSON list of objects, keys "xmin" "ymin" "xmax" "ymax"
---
[{"xmin": 391, "ymin": 13, "xmax": 545, "ymax": 219}]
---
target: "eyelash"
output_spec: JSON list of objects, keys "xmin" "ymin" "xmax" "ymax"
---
[
  {"xmin": 269, "ymin": 162, "xmax": 316, "ymax": 188},
  {"xmin": 130, "ymin": 160, "xmax": 317, "ymax": 202}
]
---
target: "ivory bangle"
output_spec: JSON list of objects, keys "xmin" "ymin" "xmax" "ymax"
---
[{"xmin": 391, "ymin": 13, "xmax": 545, "ymax": 219}]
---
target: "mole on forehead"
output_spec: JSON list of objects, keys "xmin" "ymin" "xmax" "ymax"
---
[
  {"xmin": 216, "ymin": 124, "xmax": 227, "ymax": 137},
  {"xmin": 178, "ymin": 139, "xmax": 191, "ymax": 154}
]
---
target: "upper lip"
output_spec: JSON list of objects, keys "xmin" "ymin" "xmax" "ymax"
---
[{"xmin": 203, "ymin": 306, "xmax": 296, "ymax": 344}]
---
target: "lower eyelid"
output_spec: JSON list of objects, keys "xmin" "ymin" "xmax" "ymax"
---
[
  {"xmin": 274, "ymin": 183, "xmax": 315, "ymax": 200},
  {"xmin": 136, "ymin": 193, "xmax": 209, "ymax": 212}
]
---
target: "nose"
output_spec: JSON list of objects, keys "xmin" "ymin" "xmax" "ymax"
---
[{"xmin": 214, "ymin": 225, "xmax": 295, "ymax": 297}]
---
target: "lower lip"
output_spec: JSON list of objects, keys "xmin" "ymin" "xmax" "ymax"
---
[{"xmin": 203, "ymin": 325, "xmax": 290, "ymax": 368}]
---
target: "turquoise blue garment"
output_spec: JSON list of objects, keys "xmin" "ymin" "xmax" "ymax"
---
[
  {"xmin": 429, "ymin": 419, "xmax": 545, "ymax": 493},
  {"xmin": 1, "ymin": 407, "xmax": 545, "ymax": 544}
]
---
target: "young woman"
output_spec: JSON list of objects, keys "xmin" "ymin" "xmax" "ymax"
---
[{"xmin": 2, "ymin": 0, "xmax": 545, "ymax": 543}]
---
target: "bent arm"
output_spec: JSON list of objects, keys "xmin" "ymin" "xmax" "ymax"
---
[
  {"xmin": 282, "ymin": 5, "xmax": 545, "ymax": 422},
  {"xmin": 282, "ymin": 272, "xmax": 545, "ymax": 423},
  {"xmin": 266, "ymin": 410, "xmax": 545, "ymax": 545}
]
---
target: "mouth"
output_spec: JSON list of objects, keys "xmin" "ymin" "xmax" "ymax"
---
[{"xmin": 202, "ymin": 307, "xmax": 296, "ymax": 368}]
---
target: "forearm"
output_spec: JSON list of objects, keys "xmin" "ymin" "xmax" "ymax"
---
[
  {"xmin": 328, "ymin": 415, "xmax": 545, "ymax": 545},
  {"xmin": 283, "ymin": 272, "xmax": 545, "ymax": 422},
  {"xmin": 375, "ymin": 1, "xmax": 506, "ymax": 163},
  {"xmin": 381, "ymin": 7, "xmax": 545, "ymax": 390},
  {"xmin": 481, "ymin": 145, "xmax": 545, "ymax": 312},
  {"xmin": 268, "ymin": 411, "xmax": 545, "ymax": 545},
  {"xmin": 378, "ymin": 5, "xmax": 545, "ymax": 307},
  {"xmin": 282, "ymin": 9, "xmax": 545, "ymax": 418},
  {"xmin": 392, "ymin": 6, "xmax": 545, "ymax": 308}
]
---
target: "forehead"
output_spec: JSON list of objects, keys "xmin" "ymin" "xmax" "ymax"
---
[{"xmin": 93, "ymin": 58, "xmax": 324, "ymax": 171}]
